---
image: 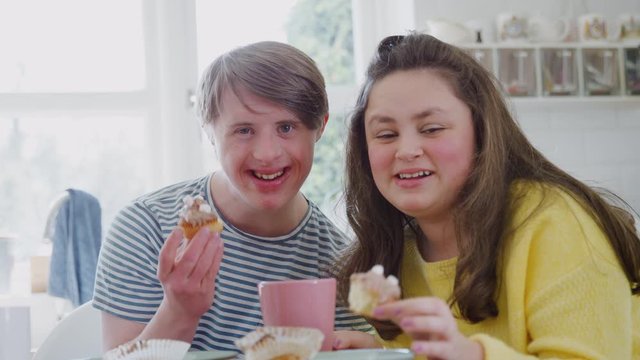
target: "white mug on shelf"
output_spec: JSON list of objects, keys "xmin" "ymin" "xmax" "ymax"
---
[
  {"xmin": 612, "ymin": 13, "xmax": 640, "ymax": 42},
  {"xmin": 528, "ymin": 16, "xmax": 570, "ymax": 42},
  {"xmin": 578, "ymin": 13, "xmax": 608, "ymax": 42}
]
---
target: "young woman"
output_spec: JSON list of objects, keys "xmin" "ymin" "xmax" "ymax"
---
[
  {"xmin": 335, "ymin": 33, "xmax": 640, "ymax": 359},
  {"xmin": 94, "ymin": 41, "xmax": 369, "ymax": 353}
]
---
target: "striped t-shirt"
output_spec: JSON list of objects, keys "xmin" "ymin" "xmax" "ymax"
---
[{"xmin": 93, "ymin": 174, "xmax": 369, "ymax": 352}]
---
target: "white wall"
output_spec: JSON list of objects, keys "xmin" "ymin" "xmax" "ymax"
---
[
  {"xmin": 352, "ymin": 0, "xmax": 640, "ymax": 212},
  {"xmin": 515, "ymin": 101, "xmax": 640, "ymax": 211}
]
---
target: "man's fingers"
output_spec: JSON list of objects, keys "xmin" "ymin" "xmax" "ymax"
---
[
  {"xmin": 204, "ymin": 234, "xmax": 224, "ymax": 284},
  {"xmin": 173, "ymin": 227, "xmax": 211, "ymax": 277},
  {"xmin": 158, "ymin": 228, "xmax": 183, "ymax": 280},
  {"xmin": 188, "ymin": 231, "xmax": 220, "ymax": 281}
]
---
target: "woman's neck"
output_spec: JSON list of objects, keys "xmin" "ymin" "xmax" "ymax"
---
[{"xmin": 415, "ymin": 216, "xmax": 459, "ymax": 262}]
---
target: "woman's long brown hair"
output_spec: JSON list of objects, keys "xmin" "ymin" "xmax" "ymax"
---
[{"xmin": 337, "ymin": 33, "xmax": 640, "ymax": 339}]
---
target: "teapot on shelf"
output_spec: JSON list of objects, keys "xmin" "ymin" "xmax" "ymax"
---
[{"xmin": 423, "ymin": 19, "xmax": 475, "ymax": 44}]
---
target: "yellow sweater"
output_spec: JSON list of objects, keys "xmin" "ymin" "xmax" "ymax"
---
[{"xmin": 382, "ymin": 181, "xmax": 640, "ymax": 359}]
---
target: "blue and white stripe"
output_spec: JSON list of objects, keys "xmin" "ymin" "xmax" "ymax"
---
[{"xmin": 93, "ymin": 174, "xmax": 369, "ymax": 352}]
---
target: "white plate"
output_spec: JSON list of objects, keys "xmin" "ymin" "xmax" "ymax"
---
[
  {"xmin": 77, "ymin": 350, "xmax": 236, "ymax": 360},
  {"xmin": 184, "ymin": 350, "xmax": 236, "ymax": 360},
  {"xmin": 315, "ymin": 349, "xmax": 413, "ymax": 359}
]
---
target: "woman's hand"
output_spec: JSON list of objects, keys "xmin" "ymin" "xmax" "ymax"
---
[
  {"xmin": 372, "ymin": 297, "xmax": 484, "ymax": 360},
  {"xmin": 333, "ymin": 330, "xmax": 382, "ymax": 350},
  {"xmin": 157, "ymin": 227, "xmax": 224, "ymax": 321}
]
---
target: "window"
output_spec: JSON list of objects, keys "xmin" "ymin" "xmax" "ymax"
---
[
  {"xmin": 0, "ymin": 0, "xmax": 145, "ymax": 93},
  {"xmin": 0, "ymin": 0, "xmax": 357, "ymax": 260},
  {"xmin": 0, "ymin": 0, "xmax": 151, "ymax": 256}
]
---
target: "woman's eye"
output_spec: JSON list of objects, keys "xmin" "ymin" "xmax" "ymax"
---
[
  {"xmin": 237, "ymin": 127, "xmax": 252, "ymax": 135},
  {"xmin": 422, "ymin": 127, "xmax": 443, "ymax": 134},
  {"xmin": 376, "ymin": 131, "xmax": 396, "ymax": 139}
]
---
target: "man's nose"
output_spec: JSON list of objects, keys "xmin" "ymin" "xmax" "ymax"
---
[{"xmin": 253, "ymin": 132, "xmax": 283, "ymax": 162}]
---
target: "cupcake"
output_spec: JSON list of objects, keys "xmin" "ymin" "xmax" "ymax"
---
[
  {"xmin": 235, "ymin": 327, "xmax": 324, "ymax": 360},
  {"xmin": 103, "ymin": 339, "xmax": 190, "ymax": 360},
  {"xmin": 348, "ymin": 265, "xmax": 401, "ymax": 316},
  {"xmin": 178, "ymin": 195, "xmax": 223, "ymax": 240}
]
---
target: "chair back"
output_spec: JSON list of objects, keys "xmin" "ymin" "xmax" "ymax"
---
[{"xmin": 32, "ymin": 302, "xmax": 103, "ymax": 360}]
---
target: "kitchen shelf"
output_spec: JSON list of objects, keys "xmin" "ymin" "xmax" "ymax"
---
[{"xmin": 461, "ymin": 42, "xmax": 640, "ymax": 99}]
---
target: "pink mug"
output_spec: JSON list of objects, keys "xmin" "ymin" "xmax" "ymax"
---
[{"xmin": 258, "ymin": 278, "xmax": 336, "ymax": 351}]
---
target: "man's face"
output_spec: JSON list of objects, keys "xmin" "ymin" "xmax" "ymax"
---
[{"xmin": 211, "ymin": 86, "xmax": 325, "ymax": 212}]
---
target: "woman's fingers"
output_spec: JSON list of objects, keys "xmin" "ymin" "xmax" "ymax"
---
[
  {"xmin": 332, "ymin": 330, "xmax": 381, "ymax": 350},
  {"xmin": 373, "ymin": 297, "xmax": 457, "ymax": 344},
  {"xmin": 158, "ymin": 228, "xmax": 183, "ymax": 281},
  {"xmin": 410, "ymin": 339, "xmax": 453, "ymax": 359},
  {"xmin": 399, "ymin": 315, "xmax": 453, "ymax": 341},
  {"xmin": 374, "ymin": 297, "xmax": 451, "ymax": 322}
]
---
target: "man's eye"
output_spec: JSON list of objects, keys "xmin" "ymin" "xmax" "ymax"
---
[
  {"xmin": 279, "ymin": 124, "xmax": 293, "ymax": 133},
  {"xmin": 237, "ymin": 128, "xmax": 252, "ymax": 135}
]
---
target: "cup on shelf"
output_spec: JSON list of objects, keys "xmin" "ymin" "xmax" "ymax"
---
[
  {"xmin": 578, "ymin": 13, "xmax": 608, "ymax": 42},
  {"xmin": 612, "ymin": 13, "xmax": 640, "ymax": 43},
  {"xmin": 496, "ymin": 13, "xmax": 528, "ymax": 42}
]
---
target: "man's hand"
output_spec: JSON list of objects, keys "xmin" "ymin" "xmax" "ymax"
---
[{"xmin": 157, "ymin": 227, "xmax": 224, "ymax": 320}]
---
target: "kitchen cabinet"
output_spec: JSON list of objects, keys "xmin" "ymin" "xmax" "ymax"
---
[{"xmin": 463, "ymin": 43, "xmax": 640, "ymax": 99}]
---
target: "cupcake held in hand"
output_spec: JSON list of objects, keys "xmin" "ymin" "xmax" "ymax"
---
[
  {"xmin": 178, "ymin": 195, "xmax": 223, "ymax": 240},
  {"xmin": 348, "ymin": 265, "xmax": 401, "ymax": 317}
]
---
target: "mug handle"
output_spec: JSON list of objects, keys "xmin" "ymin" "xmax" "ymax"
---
[{"xmin": 556, "ymin": 17, "xmax": 571, "ymax": 42}]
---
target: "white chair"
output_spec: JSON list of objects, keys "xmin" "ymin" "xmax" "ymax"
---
[{"xmin": 32, "ymin": 301, "xmax": 103, "ymax": 360}]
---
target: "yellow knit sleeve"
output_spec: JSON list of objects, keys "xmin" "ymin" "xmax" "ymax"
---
[
  {"xmin": 493, "ymin": 182, "xmax": 636, "ymax": 358},
  {"xmin": 470, "ymin": 333, "xmax": 537, "ymax": 359}
]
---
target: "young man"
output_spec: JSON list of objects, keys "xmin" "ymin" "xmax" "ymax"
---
[{"xmin": 93, "ymin": 41, "xmax": 369, "ymax": 352}]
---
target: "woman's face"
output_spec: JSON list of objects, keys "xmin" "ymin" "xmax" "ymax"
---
[{"xmin": 364, "ymin": 69, "xmax": 476, "ymax": 222}]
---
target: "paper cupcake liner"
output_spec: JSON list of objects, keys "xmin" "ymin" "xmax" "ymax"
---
[
  {"xmin": 103, "ymin": 339, "xmax": 190, "ymax": 360},
  {"xmin": 236, "ymin": 327, "xmax": 324, "ymax": 360}
]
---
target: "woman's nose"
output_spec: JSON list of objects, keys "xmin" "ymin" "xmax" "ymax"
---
[{"xmin": 395, "ymin": 137, "xmax": 424, "ymax": 161}]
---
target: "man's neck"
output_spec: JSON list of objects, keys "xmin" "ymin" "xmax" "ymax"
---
[{"xmin": 209, "ymin": 173, "xmax": 309, "ymax": 237}]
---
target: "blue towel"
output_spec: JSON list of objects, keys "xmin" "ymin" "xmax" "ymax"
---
[{"xmin": 48, "ymin": 189, "xmax": 102, "ymax": 307}]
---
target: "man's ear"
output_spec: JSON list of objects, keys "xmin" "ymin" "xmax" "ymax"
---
[
  {"xmin": 202, "ymin": 123, "xmax": 216, "ymax": 146},
  {"xmin": 315, "ymin": 114, "xmax": 329, "ymax": 142}
]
